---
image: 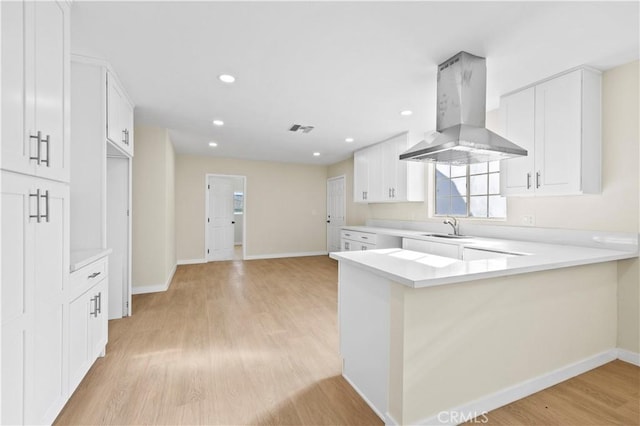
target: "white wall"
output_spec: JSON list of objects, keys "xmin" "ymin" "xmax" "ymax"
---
[{"xmin": 132, "ymin": 126, "xmax": 176, "ymax": 290}]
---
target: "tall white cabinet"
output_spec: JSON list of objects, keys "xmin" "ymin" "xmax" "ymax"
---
[
  {"xmin": 1, "ymin": 1, "xmax": 71, "ymax": 424},
  {"xmin": 70, "ymin": 55, "xmax": 134, "ymax": 321},
  {"xmin": 500, "ymin": 68, "xmax": 601, "ymax": 196}
]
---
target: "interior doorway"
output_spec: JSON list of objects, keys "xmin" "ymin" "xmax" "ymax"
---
[
  {"xmin": 205, "ymin": 174, "xmax": 246, "ymax": 261},
  {"xmin": 106, "ymin": 152, "xmax": 131, "ymax": 318},
  {"xmin": 327, "ymin": 175, "xmax": 346, "ymax": 253}
]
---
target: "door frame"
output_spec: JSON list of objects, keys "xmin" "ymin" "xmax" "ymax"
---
[
  {"xmin": 204, "ymin": 174, "xmax": 247, "ymax": 261},
  {"xmin": 326, "ymin": 175, "xmax": 346, "ymax": 252}
]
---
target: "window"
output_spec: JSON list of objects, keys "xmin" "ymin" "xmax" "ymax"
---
[
  {"xmin": 435, "ymin": 161, "xmax": 506, "ymax": 218},
  {"xmin": 233, "ymin": 192, "xmax": 244, "ymax": 214}
]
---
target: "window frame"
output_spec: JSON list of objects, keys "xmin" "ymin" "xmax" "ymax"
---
[{"xmin": 433, "ymin": 162, "xmax": 506, "ymax": 219}]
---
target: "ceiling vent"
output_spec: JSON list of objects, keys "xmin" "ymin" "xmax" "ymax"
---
[{"xmin": 289, "ymin": 124, "xmax": 315, "ymax": 133}]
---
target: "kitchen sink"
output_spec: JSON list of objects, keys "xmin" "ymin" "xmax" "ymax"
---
[{"xmin": 421, "ymin": 233, "xmax": 474, "ymax": 239}]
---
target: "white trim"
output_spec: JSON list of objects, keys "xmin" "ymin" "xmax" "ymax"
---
[
  {"xmin": 343, "ymin": 374, "xmax": 388, "ymax": 424},
  {"xmin": 177, "ymin": 258, "xmax": 206, "ymax": 265},
  {"xmin": 132, "ymin": 264, "xmax": 176, "ymax": 295},
  {"xmin": 244, "ymin": 251, "xmax": 328, "ymax": 260},
  {"xmin": 327, "ymin": 175, "xmax": 346, "ymax": 253},
  {"xmin": 617, "ymin": 348, "xmax": 640, "ymax": 366},
  {"xmin": 415, "ymin": 349, "xmax": 617, "ymax": 426}
]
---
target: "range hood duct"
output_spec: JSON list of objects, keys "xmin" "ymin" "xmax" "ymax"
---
[{"xmin": 400, "ymin": 51, "xmax": 527, "ymax": 164}]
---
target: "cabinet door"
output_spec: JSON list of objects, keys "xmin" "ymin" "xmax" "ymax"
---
[
  {"xmin": 106, "ymin": 72, "xmax": 123, "ymax": 147},
  {"xmin": 30, "ymin": 179, "xmax": 69, "ymax": 425},
  {"xmin": 353, "ymin": 149, "xmax": 369, "ymax": 202},
  {"xmin": 500, "ymin": 87, "xmax": 535, "ymax": 196},
  {"xmin": 107, "ymin": 72, "xmax": 135, "ymax": 156},
  {"xmin": 1, "ymin": 171, "xmax": 36, "ymax": 426},
  {"xmin": 122, "ymin": 99, "xmax": 135, "ymax": 156},
  {"xmin": 26, "ymin": 1, "xmax": 70, "ymax": 182},
  {"xmin": 381, "ymin": 139, "xmax": 398, "ymax": 201},
  {"xmin": 1, "ymin": 1, "xmax": 31, "ymax": 175},
  {"xmin": 1, "ymin": 173, "xmax": 69, "ymax": 425},
  {"xmin": 68, "ymin": 287, "xmax": 91, "ymax": 392},
  {"xmin": 366, "ymin": 144, "xmax": 384, "ymax": 202},
  {"xmin": 534, "ymin": 70, "xmax": 582, "ymax": 195},
  {"xmin": 90, "ymin": 279, "xmax": 109, "ymax": 359}
]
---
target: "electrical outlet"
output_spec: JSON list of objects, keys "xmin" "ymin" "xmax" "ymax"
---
[{"xmin": 522, "ymin": 215, "xmax": 535, "ymax": 226}]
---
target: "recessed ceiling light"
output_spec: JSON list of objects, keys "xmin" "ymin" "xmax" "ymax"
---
[
  {"xmin": 212, "ymin": 120, "xmax": 224, "ymax": 126},
  {"xmin": 218, "ymin": 74, "xmax": 235, "ymax": 83},
  {"xmin": 400, "ymin": 110, "xmax": 413, "ymax": 116},
  {"xmin": 345, "ymin": 137, "xmax": 354, "ymax": 143},
  {"xmin": 208, "ymin": 142, "xmax": 218, "ymax": 147},
  {"xmin": 313, "ymin": 152, "xmax": 320, "ymax": 157}
]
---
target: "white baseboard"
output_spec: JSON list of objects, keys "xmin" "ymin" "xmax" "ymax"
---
[
  {"xmin": 617, "ymin": 348, "xmax": 640, "ymax": 366},
  {"xmin": 414, "ymin": 349, "xmax": 618, "ymax": 426},
  {"xmin": 132, "ymin": 264, "xmax": 177, "ymax": 295},
  {"xmin": 342, "ymin": 373, "xmax": 389, "ymax": 424},
  {"xmin": 177, "ymin": 258, "xmax": 206, "ymax": 265},
  {"xmin": 244, "ymin": 251, "xmax": 328, "ymax": 260}
]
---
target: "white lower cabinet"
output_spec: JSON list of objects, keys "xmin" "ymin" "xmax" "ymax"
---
[
  {"xmin": 340, "ymin": 229, "xmax": 401, "ymax": 252},
  {"xmin": 1, "ymin": 171, "xmax": 69, "ymax": 425},
  {"xmin": 68, "ymin": 262, "xmax": 108, "ymax": 392}
]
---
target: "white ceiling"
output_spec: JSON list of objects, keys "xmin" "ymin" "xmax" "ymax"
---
[{"xmin": 71, "ymin": 1, "xmax": 639, "ymax": 165}]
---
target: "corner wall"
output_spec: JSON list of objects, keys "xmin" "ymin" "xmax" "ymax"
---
[{"xmin": 132, "ymin": 126, "xmax": 176, "ymax": 291}]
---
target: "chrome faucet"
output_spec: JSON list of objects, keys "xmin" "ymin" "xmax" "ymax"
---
[{"xmin": 443, "ymin": 217, "xmax": 460, "ymax": 236}]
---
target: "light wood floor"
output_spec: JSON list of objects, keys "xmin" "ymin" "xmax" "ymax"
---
[
  {"xmin": 55, "ymin": 256, "xmax": 382, "ymax": 425},
  {"xmin": 477, "ymin": 360, "xmax": 640, "ymax": 425},
  {"xmin": 55, "ymin": 256, "xmax": 639, "ymax": 425}
]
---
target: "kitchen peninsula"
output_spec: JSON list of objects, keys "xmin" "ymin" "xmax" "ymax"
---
[{"xmin": 330, "ymin": 230, "xmax": 637, "ymax": 425}]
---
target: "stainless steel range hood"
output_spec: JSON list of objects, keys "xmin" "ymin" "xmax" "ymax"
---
[{"xmin": 400, "ymin": 51, "xmax": 527, "ymax": 164}]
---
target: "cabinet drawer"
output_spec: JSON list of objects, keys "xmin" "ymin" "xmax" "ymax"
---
[
  {"xmin": 341, "ymin": 230, "xmax": 377, "ymax": 244},
  {"xmin": 71, "ymin": 257, "xmax": 107, "ymax": 292}
]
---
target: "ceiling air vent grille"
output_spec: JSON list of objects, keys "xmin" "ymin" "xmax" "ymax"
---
[{"xmin": 289, "ymin": 124, "xmax": 315, "ymax": 133}]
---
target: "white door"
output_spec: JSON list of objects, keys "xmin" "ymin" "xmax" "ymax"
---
[
  {"xmin": 107, "ymin": 157, "xmax": 129, "ymax": 319},
  {"xmin": 207, "ymin": 176, "xmax": 235, "ymax": 261},
  {"xmin": 327, "ymin": 176, "xmax": 346, "ymax": 253}
]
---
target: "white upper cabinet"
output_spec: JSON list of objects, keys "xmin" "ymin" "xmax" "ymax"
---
[
  {"xmin": 353, "ymin": 132, "xmax": 424, "ymax": 203},
  {"xmin": 1, "ymin": 1, "xmax": 70, "ymax": 182},
  {"xmin": 106, "ymin": 72, "xmax": 135, "ymax": 157},
  {"xmin": 353, "ymin": 149, "xmax": 370, "ymax": 202},
  {"xmin": 500, "ymin": 68, "xmax": 601, "ymax": 196}
]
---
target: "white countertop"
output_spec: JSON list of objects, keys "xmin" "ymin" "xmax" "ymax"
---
[
  {"xmin": 70, "ymin": 248, "xmax": 113, "ymax": 272},
  {"xmin": 330, "ymin": 226, "xmax": 637, "ymax": 288}
]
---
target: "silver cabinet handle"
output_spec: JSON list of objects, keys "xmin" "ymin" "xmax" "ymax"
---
[
  {"xmin": 40, "ymin": 190, "xmax": 49, "ymax": 222},
  {"xmin": 344, "ymin": 233, "xmax": 351, "ymax": 237},
  {"xmin": 536, "ymin": 171, "xmax": 541, "ymax": 189},
  {"xmin": 29, "ymin": 189, "xmax": 41, "ymax": 222},
  {"xmin": 345, "ymin": 241, "xmax": 350, "ymax": 250},
  {"xmin": 96, "ymin": 292, "xmax": 102, "ymax": 314},
  {"xmin": 362, "ymin": 245, "xmax": 367, "ymax": 251},
  {"xmin": 392, "ymin": 188, "xmax": 395, "ymax": 198},
  {"xmin": 90, "ymin": 296, "xmax": 98, "ymax": 317},
  {"xmin": 88, "ymin": 272, "xmax": 101, "ymax": 279},
  {"xmin": 29, "ymin": 131, "xmax": 42, "ymax": 164},
  {"xmin": 40, "ymin": 134, "xmax": 50, "ymax": 167},
  {"xmin": 122, "ymin": 129, "xmax": 127, "ymax": 145},
  {"xmin": 526, "ymin": 172, "xmax": 531, "ymax": 189},
  {"xmin": 361, "ymin": 236, "xmax": 368, "ymax": 240},
  {"xmin": 28, "ymin": 131, "xmax": 50, "ymax": 166}
]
